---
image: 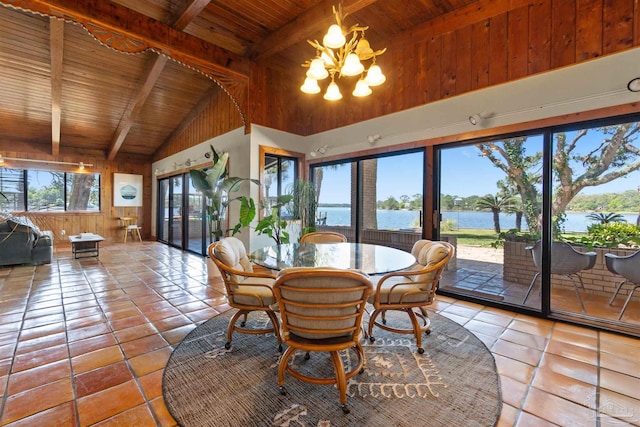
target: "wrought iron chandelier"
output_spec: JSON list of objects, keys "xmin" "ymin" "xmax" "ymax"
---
[{"xmin": 300, "ymin": 4, "xmax": 386, "ymax": 101}]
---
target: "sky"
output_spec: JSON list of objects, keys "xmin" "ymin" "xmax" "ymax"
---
[{"xmin": 317, "ymin": 124, "xmax": 640, "ymax": 203}]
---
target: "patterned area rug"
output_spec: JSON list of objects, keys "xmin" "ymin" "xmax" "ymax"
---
[{"xmin": 163, "ymin": 309, "xmax": 501, "ymax": 426}]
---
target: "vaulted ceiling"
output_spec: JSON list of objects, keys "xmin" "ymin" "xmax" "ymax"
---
[{"xmin": 0, "ymin": 0, "xmax": 483, "ymax": 161}]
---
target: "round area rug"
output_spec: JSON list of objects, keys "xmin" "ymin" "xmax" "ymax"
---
[{"xmin": 163, "ymin": 310, "xmax": 502, "ymax": 427}]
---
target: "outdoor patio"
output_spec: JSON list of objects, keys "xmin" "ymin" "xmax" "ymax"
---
[{"xmin": 440, "ymin": 245, "xmax": 640, "ymax": 329}]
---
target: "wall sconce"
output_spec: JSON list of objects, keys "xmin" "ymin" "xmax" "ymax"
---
[
  {"xmin": 310, "ymin": 145, "xmax": 329, "ymax": 157},
  {"xmin": 628, "ymin": 77, "xmax": 640, "ymax": 92},
  {"xmin": 468, "ymin": 112, "xmax": 491, "ymax": 126}
]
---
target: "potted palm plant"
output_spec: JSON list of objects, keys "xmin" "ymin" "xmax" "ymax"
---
[{"xmin": 189, "ymin": 146, "xmax": 259, "ymax": 244}]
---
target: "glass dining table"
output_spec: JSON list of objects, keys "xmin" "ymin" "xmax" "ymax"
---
[{"xmin": 250, "ymin": 242, "xmax": 416, "ymax": 275}]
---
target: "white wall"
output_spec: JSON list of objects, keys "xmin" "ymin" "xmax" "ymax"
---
[
  {"xmin": 152, "ymin": 47, "xmax": 640, "ymax": 252},
  {"xmin": 151, "ymin": 128, "xmax": 252, "ymax": 247}
]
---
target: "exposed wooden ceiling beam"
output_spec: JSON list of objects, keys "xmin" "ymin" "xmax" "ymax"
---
[
  {"xmin": 106, "ymin": 0, "xmax": 212, "ymax": 160},
  {"xmin": 0, "ymin": 0, "xmax": 249, "ymax": 76},
  {"xmin": 173, "ymin": 0, "xmax": 210, "ymax": 30},
  {"xmin": 249, "ymin": 0, "xmax": 379, "ymax": 60},
  {"xmin": 107, "ymin": 55, "xmax": 168, "ymax": 160},
  {"xmin": 49, "ymin": 17, "xmax": 64, "ymax": 156}
]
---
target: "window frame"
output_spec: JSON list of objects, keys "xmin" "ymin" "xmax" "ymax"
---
[
  {"xmin": 0, "ymin": 167, "xmax": 101, "ymax": 212},
  {"xmin": 259, "ymin": 146, "xmax": 305, "ymax": 220}
]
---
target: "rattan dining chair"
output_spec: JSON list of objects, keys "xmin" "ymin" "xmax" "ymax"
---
[
  {"xmin": 367, "ymin": 240, "xmax": 454, "ymax": 354},
  {"xmin": 273, "ymin": 267, "xmax": 372, "ymax": 414},
  {"xmin": 209, "ymin": 237, "xmax": 282, "ymax": 351},
  {"xmin": 299, "ymin": 231, "xmax": 347, "ymax": 243}
]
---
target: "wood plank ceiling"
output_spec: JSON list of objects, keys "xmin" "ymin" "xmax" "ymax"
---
[{"xmin": 0, "ymin": 0, "xmax": 480, "ymax": 161}]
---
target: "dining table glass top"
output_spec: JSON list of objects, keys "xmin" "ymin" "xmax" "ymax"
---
[{"xmin": 250, "ymin": 242, "xmax": 416, "ymax": 275}]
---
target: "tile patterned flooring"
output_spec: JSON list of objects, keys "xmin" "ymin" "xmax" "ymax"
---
[{"xmin": 0, "ymin": 242, "xmax": 638, "ymax": 426}]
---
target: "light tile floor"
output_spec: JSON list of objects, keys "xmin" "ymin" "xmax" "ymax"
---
[{"xmin": 0, "ymin": 242, "xmax": 638, "ymax": 426}]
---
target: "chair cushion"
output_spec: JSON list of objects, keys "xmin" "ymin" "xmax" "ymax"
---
[
  {"xmin": 367, "ymin": 276, "xmax": 433, "ymax": 304},
  {"xmin": 231, "ymin": 278, "xmax": 276, "ymax": 306},
  {"xmin": 409, "ymin": 241, "xmax": 449, "ymax": 285},
  {"xmin": 214, "ymin": 237, "xmax": 254, "ymax": 283},
  {"xmin": 276, "ymin": 268, "xmax": 369, "ymax": 339}
]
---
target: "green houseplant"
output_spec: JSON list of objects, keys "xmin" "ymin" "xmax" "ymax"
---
[
  {"xmin": 255, "ymin": 194, "xmax": 293, "ymax": 244},
  {"xmin": 189, "ymin": 146, "xmax": 259, "ymax": 244}
]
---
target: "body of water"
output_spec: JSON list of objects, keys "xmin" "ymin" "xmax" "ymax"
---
[{"xmin": 317, "ymin": 206, "xmax": 638, "ymax": 232}]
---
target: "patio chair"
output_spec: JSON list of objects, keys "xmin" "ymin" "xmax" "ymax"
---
[
  {"xmin": 605, "ymin": 250, "xmax": 640, "ymax": 320},
  {"xmin": 522, "ymin": 240, "xmax": 597, "ymax": 313},
  {"xmin": 367, "ymin": 240, "xmax": 454, "ymax": 354},
  {"xmin": 209, "ymin": 237, "xmax": 282, "ymax": 351},
  {"xmin": 300, "ymin": 231, "xmax": 347, "ymax": 243},
  {"xmin": 273, "ymin": 267, "xmax": 372, "ymax": 414}
]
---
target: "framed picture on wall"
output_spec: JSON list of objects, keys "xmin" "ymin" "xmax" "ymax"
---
[{"xmin": 114, "ymin": 173, "xmax": 143, "ymax": 207}]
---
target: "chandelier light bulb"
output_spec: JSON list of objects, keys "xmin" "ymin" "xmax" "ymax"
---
[
  {"xmin": 321, "ymin": 50, "xmax": 335, "ymax": 66},
  {"xmin": 323, "ymin": 81, "xmax": 342, "ymax": 101},
  {"xmin": 352, "ymin": 79, "xmax": 372, "ymax": 97},
  {"xmin": 300, "ymin": 77, "xmax": 321, "ymax": 94},
  {"xmin": 307, "ymin": 58, "xmax": 329, "ymax": 80},
  {"xmin": 364, "ymin": 64, "xmax": 386, "ymax": 86},
  {"xmin": 323, "ymin": 24, "xmax": 346, "ymax": 49},
  {"xmin": 341, "ymin": 53, "xmax": 365, "ymax": 76}
]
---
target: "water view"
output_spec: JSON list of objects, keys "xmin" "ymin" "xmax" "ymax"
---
[{"xmin": 317, "ymin": 206, "xmax": 638, "ymax": 232}]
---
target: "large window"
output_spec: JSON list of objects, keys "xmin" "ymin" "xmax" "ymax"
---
[
  {"xmin": 0, "ymin": 168, "xmax": 100, "ymax": 212},
  {"xmin": 310, "ymin": 149, "xmax": 425, "ymax": 248},
  {"xmin": 260, "ymin": 147, "xmax": 303, "ymax": 219},
  {"xmin": 436, "ymin": 113, "xmax": 640, "ymax": 334}
]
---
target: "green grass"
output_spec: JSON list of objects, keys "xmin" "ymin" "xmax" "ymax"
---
[{"xmin": 441, "ymin": 228, "xmax": 499, "ymax": 247}]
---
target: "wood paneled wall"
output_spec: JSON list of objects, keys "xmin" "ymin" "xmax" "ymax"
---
[
  {"xmin": 2, "ymin": 147, "xmax": 150, "ymax": 246},
  {"xmin": 153, "ymin": 91, "xmax": 244, "ymax": 161},
  {"xmin": 251, "ymin": 0, "xmax": 640, "ymax": 136}
]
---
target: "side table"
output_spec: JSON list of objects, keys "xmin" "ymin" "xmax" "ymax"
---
[{"xmin": 69, "ymin": 234, "xmax": 105, "ymax": 259}]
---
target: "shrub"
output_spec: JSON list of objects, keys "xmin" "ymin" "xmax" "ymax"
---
[
  {"xmin": 491, "ymin": 229, "xmax": 540, "ymax": 248},
  {"xmin": 583, "ymin": 222, "xmax": 640, "ymax": 248}
]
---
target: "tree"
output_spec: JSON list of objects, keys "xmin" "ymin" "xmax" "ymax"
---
[
  {"xmin": 67, "ymin": 174, "xmax": 95, "ymax": 210},
  {"xmin": 379, "ymin": 196, "xmax": 400, "ymax": 210},
  {"xmin": 477, "ymin": 138, "xmax": 542, "ymax": 233},
  {"xmin": 475, "ymin": 194, "xmax": 515, "ymax": 233},
  {"xmin": 585, "ymin": 212, "xmax": 626, "ymax": 224},
  {"xmin": 477, "ymin": 123, "xmax": 640, "ymax": 234},
  {"xmin": 497, "ymin": 179, "xmax": 524, "ymax": 231}
]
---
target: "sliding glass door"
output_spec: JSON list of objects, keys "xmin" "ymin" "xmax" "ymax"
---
[
  {"xmin": 157, "ymin": 173, "xmax": 207, "ymax": 255},
  {"xmin": 311, "ymin": 149, "xmax": 425, "ymax": 251},
  {"xmin": 357, "ymin": 152, "xmax": 424, "ymax": 252},
  {"xmin": 437, "ymin": 135, "xmax": 543, "ymax": 308},
  {"xmin": 435, "ymin": 114, "xmax": 640, "ymax": 335}
]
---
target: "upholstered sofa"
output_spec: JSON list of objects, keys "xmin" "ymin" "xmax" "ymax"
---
[{"xmin": 0, "ymin": 216, "xmax": 53, "ymax": 266}]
